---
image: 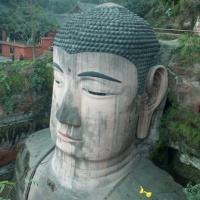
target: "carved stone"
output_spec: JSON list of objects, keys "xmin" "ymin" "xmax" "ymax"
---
[{"xmin": 13, "ymin": 3, "xmax": 186, "ymax": 200}]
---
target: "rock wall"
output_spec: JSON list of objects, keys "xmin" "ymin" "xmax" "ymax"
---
[
  {"xmin": 1, "ymin": 39, "xmax": 200, "ymax": 184},
  {"xmin": 157, "ymin": 39, "xmax": 200, "ymax": 184},
  {"xmin": 0, "ymin": 90, "xmax": 52, "ymax": 180}
]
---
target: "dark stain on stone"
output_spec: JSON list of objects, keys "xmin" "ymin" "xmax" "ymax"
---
[{"xmin": 47, "ymin": 178, "xmax": 57, "ymax": 192}]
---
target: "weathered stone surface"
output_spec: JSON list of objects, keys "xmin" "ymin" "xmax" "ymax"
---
[
  {"xmin": 158, "ymin": 39, "xmax": 200, "ymax": 113},
  {"xmin": 170, "ymin": 140, "xmax": 200, "ymax": 169},
  {"xmin": 164, "ymin": 39, "xmax": 200, "ymax": 113},
  {"xmin": 14, "ymin": 129, "xmax": 187, "ymax": 200},
  {"xmin": 159, "ymin": 40, "xmax": 178, "ymax": 67},
  {"xmin": 0, "ymin": 161, "xmax": 15, "ymax": 181},
  {"xmin": 13, "ymin": 128, "xmax": 54, "ymax": 200},
  {"xmin": 54, "ymin": 5, "xmax": 160, "ymax": 94}
]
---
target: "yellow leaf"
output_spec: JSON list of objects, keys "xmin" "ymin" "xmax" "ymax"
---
[
  {"xmin": 140, "ymin": 186, "xmax": 144, "ymax": 194},
  {"xmin": 146, "ymin": 192, "xmax": 152, "ymax": 197}
]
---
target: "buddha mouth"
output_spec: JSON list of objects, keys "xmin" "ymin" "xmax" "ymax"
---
[{"xmin": 57, "ymin": 131, "xmax": 82, "ymax": 143}]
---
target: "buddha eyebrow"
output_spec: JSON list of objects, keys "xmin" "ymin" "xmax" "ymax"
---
[
  {"xmin": 78, "ymin": 71, "xmax": 122, "ymax": 83},
  {"xmin": 53, "ymin": 62, "xmax": 64, "ymax": 73}
]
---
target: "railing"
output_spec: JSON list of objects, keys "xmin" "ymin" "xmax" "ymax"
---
[{"xmin": 153, "ymin": 28, "xmax": 199, "ymax": 35}]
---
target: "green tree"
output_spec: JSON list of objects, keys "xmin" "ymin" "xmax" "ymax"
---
[
  {"xmin": 0, "ymin": 11, "xmax": 14, "ymax": 41},
  {"xmin": 101, "ymin": 0, "xmax": 158, "ymax": 17},
  {"xmin": 0, "ymin": 0, "xmax": 59, "ymax": 61},
  {"xmin": 102, "ymin": 0, "xmax": 128, "ymax": 7},
  {"xmin": 48, "ymin": 0, "xmax": 76, "ymax": 14}
]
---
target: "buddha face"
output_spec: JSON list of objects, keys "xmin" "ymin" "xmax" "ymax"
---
[{"xmin": 50, "ymin": 47, "xmax": 140, "ymax": 161}]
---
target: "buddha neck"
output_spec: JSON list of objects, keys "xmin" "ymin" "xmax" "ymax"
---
[{"xmin": 51, "ymin": 142, "xmax": 139, "ymax": 190}]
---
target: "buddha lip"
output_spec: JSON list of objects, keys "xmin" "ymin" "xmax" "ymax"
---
[{"xmin": 57, "ymin": 131, "xmax": 81, "ymax": 143}]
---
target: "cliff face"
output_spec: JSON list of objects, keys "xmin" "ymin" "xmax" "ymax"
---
[
  {"xmin": 169, "ymin": 61, "xmax": 200, "ymax": 113},
  {"xmin": 157, "ymin": 39, "xmax": 200, "ymax": 184},
  {"xmin": 0, "ymin": 59, "xmax": 53, "ymax": 180},
  {"xmin": 0, "ymin": 91, "xmax": 52, "ymax": 180},
  {"xmin": 1, "ymin": 40, "xmax": 200, "ymax": 183}
]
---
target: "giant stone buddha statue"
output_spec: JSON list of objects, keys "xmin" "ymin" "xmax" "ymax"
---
[{"xmin": 14, "ymin": 3, "xmax": 187, "ymax": 200}]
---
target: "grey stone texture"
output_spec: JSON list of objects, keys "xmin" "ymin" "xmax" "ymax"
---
[
  {"xmin": 159, "ymin": 40, "xmax": 178, "ymax": 67},
  {"xmin": 54, "ymin": 5, "xmax": 160, "ymax": 94},
  {"xmin": 13, "ymin": 128, "xmax": 54, "ymax": 200},
  {"xmin": 14, "ymin": 129, "xmax": 187, "ymax": 200}
]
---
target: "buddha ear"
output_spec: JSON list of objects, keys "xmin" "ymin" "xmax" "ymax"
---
[{"xmin": 137, "ymin": 65, "xmax": 168, "ymax": 139}]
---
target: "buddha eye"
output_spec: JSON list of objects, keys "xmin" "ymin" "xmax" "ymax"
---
[
  {"xmin": 88, "ymin": 90, "xmax": 106, "ymax": 96},
  {"xmin": 55, "ymin": 80, "xmax": 61, "ymax": 84},
  {"xmin": 83, "ymin": 88, "xmax": 113, "ymax": 96},
  {"xmin": 55, "ymin": 79, "xmax": 63, "ymax": 87}
]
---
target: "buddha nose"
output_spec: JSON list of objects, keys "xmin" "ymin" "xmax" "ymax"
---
[{"xmin": 56, "ymin": 84, "xmax": 81, "ymax": 127}]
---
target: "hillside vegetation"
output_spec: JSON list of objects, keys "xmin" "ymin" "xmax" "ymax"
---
[
  {"xmin": 0, "ymin": 56, "xmax": 53, "ymax": 115},
  {"xmin": 104, "ymin": 0, "xmax": 200, "ymax": 30}
]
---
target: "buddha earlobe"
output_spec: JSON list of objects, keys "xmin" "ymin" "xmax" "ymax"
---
[{"xmin": 137, "ymin": 65, "xmax": 168, "ymax": 139}]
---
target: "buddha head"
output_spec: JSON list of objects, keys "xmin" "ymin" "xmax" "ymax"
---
[{"xmin": 50, "ymin": 4, "xmax": 168, "ymax": 163}]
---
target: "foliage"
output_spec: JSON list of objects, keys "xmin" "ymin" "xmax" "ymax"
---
[
  {"xmin": 0, "ymin": 181, "xmax": 14, "ymax": 193},
  {"xmin": 24, "ymin": 178, "xmax": 41, "ymax": 186},
  {"xmin": 102, "ymin": 0, "xmax": 127, "ymax": 6},
  {"xmin": 0, "ymin": 74, "xmax": 11, "ymax": 96},
  {"xmin": 0, "ymin": 180, "xmax": 14, "ymax": 200},
  {"xmin": 173, "ymin": 34, "xmax": 200, "ymax": 66},
  {"xmin": 144, "ymin": 0, "xmax": 178, "ymax": 28},
  {"xmin": 102, "ymin": 0, "xmax": 158, "ymax": 17},
  {"xmin": 44, "ymin": 55, "xmax": 53, "ymax": 64},
  {"xmin": 0, "ymin": 12, "xmax": 15, "ymax": 36},
  {"xmin": 161, "ymin": 106, "xmax": 200, "ymax": 149},
  {"xmin": 156, "ymin": 33, "xmax": 179, "ymax": 40},
  {"xmin": 80, "ymin": 0, "xmax": 101, "ymax": 3},
  {"xmin": 0, "ymin": 0, "xmax": 59, "ymax": 60},
  {"xmin": 173, "ymin": 153, "xmax": 200, "ymax": 184},
  {"xmin": 47, "ymin": 0, "xmax": 76, "ymax": 14},
  {"xmin": 126, "ymin": 0, "xmax": 158, "ymax": 18},
  {"xmin": 150, "ymin": 92, "xmax": 200, "ymax": 184},
  {"xmin": 143, "ymin": 0, "xmax": 198, "ymax": 29},
  {"xmin": 183, "ymin": 182, "xmax": 200, "ymax": 200},
  {"xmin": 0, "ymin": 1, "xmax": 58, "ymax": 42},
  {"xmin": 0, "ymin": 179, "xmax": 40, "ymax": 200},
  {"xmin": 29, "ymin": 60, "xmax": 53, "ymax": 92},
  {"xmin": 0, "ymin": 59, "xmax": 53, "ymax": 114},
  {"xmin": 162, "ymin": 0, "xmax": 180, "ymax": 6},
  {"xmin": 2, "ymin": 96, "xmax": 15, "ymax": 114},
  {"xmin": 150, "ymin": 91, "xmax": 200, "ymax": 159}
]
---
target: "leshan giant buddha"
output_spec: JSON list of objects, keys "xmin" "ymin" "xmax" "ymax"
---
[{"xmin": 14, "ymin": 3, "xmax": 186, "ymax": 200}]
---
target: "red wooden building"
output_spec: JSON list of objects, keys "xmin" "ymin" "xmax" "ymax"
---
[{"xmin": 0, "ymin": 36, "xmax": 54, "ymax": 60}]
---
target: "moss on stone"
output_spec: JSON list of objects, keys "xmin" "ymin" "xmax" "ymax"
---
[
  {"xmin": 0, "ymin": 58, "xmax": 53, "ymax": 115},
  {"xmin": 172, "ymin": 152, "xmax": 200, "ymax": 184},
  {"xmin": 150, "ymin": 91, "xmax": 200, "ymax": 184},
  {"xmin": 0, "ymin": 117, "xmax": 50, "ymax": 146}
]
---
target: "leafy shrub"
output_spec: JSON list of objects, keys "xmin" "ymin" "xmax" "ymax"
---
[
  {"xmin": 29, "ymin": 60, "xmax": 53, "ymax": 92},
  {"xmin": 151, "ymin": 91, "xmax": 200, "ymax": 162},
  {"xmin": 1, "ymin": 96, "xmax": 15, "ymax": 114},
  {"xmin": 0, "ymin": 74, "xmax": 11, "ymax": 96},
  {"xmin": 0, "ymin": 58, "xmax": 53, "ymax": 115},
  {"xmin": 160, "ymin": 105, "xmax": 200, "ymax": 149},
  {"xmin": 44, "ymin": 54, "xmax": 53, "ymax": 63},
  {"xmin": 174, "ymin": 34, "xmax": 200, "ymax": 66},
  {"xmin": 8, "ymin": 74, "xmax": 26, "ymax": 93},
  {"xmin": 183, "ymin": 182, "xmax": 200, "ymax": 200},
  {"xmin": 156, "ymin": 33, "xmax": 179, "ymax": 40}
]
